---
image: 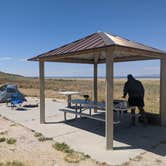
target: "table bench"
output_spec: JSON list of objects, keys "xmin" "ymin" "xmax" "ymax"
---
[{"xmin": 59, "ymin": 108, "xmax": 120, "ymax": 124}]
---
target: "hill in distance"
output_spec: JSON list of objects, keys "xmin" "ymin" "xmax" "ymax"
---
[
  {"xmin": 0, "ymin": 71, "xmax": 24, "ymax": 79},
  {"xmin": 0, "ymin": 71, "xmax": 160, "ymax": 80}
]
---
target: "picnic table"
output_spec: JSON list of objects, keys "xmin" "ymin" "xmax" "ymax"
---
[
  {"xmin": 58, "ymin": 91, "xmax": 80, "ymax": 107},
  {"xmin": 59, "ymin": 99, "xmax": 128, "ymax": 124}
]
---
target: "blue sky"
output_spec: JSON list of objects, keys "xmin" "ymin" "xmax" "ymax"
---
[{"xmin": 0, "ymin": 0, "xmax": 165, "ymax": 77}]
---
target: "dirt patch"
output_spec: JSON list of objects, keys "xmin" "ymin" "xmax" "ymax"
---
[
  {"xmin": 120, "ymin": 147, "xmax": 166, "ymax": 166},
  {"xmin": 0, "ymin": 117, "xmax": 108, "ymax": 166},
  {"xmin": 1, "ymin": 115, "xmax": 166, "ymax": 166}
]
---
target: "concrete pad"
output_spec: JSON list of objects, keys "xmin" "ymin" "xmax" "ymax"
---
[{"xmin": 0, "ymin": 97, "xmax": 166, "ymax": 165}]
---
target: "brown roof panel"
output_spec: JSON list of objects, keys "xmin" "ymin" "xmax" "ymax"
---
[{"xmin": 29, "ymin": 32, "xmax": 166, "ymax": 61}]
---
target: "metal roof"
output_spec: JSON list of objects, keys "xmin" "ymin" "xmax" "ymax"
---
[{"xmin": 29, "ymin": 32, "xmax": 166, "ymax": 63}]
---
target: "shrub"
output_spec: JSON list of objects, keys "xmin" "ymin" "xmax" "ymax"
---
[
  {"xmin": 64, "ymin": 153, "xmax": 81, "ymax": 163},
  {"xmin": 38, "ymin": 136, "xmax": 53, "ymax": 142},
  {"xmin": 6, "ymin": 138, "xmax": 16, "ymax": 144},
  {"xmin": 34, "ymin": 132, "xmax": 42, "ymax": 137},
  {"xmin": 0, "ymin": 131, "xmax": 8, "ymax": 135},
  {"xmin": 10, "ymin": 124, "xmax": 16, "ymax": 127},
  {"xmin": 52, "ymin": 142, "xmax": 74, "ymax": 154},
  {"xmin": 52, "ymin": 142, "xmax": 90, "ymax": 163},
  {"xmin": 0, "ymin": 137, "xmax": 6, "ymax": 142},
  {"xmin": 0, "ymin": 160, "xmax": 24, "ymax": 166}
]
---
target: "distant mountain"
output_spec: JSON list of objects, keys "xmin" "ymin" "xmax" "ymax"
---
[
  {"xmin": 0, "ymin": 71, "xmax": 160, "ymax": 79},
  {"xmin": 115, "ymin": 74, "xmax": 160, "ymax": 79},
  {"xmin": 0, "ymin": 71, "xmax": 24, "ymax": 79},
  {"xmin": 45, "ymin": 75, "xmax": 160, "ymax": 79}
]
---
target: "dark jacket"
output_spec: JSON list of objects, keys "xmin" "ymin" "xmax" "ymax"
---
[{"xmin": 123, "ymin": 78, "xmax": 145, "ymax": 98}]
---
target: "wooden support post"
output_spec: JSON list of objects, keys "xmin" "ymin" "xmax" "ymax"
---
[
  {"xmin": 105, "ymin": 49, "xmax": 114, "ymax": 150},
  {"xmin": 160, "ymin": 59, "xmax": 166, "ymax": 126},
  {"xmin": 39, "ymin": 60, "xmax": 45, "ymax": 124},
  {"xmin": 93, "ymin": 62, "xmax": 98, "ymax": 113}
]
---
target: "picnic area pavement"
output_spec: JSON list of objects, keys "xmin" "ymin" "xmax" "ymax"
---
[{"xmin": 0, "ymin": 97, "xmax": 166, "ymax": 165}]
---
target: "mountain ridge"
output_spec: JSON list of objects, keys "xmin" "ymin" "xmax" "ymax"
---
[{"xmin": 0, "ymin": 71, "xmax": 24, "ymax": 78}]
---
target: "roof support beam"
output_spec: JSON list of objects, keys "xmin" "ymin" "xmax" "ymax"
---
[
  {"xmin": 45, "ymin": 58, "xmax": 95, "ymax": 64},
  {"xmin": 93, "ymin": 56, "xmax": 99, "ymax": 113},
  {"xmin": 115, "ymin": 45, "xmax": 166, "ymax": 59},
  {"xmin": 96, "ymin": 56, "xmax": 158, "ymax": 64},
  {"xmin": 160, "ymin": 59, "xmax": 166, "ymax": 126},
  {"xmin": 39, "ymin": 60, "xmax": 45, "ymax": 124},
  {"xmin": 105, "ymin": 48, "xmax": 114, "ymax": 150},
  {"xmin": 113, "ymin": 56, "xmax": 158, "ymax": 63}
]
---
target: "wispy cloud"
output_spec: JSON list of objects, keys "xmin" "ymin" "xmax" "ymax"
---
[
  {"xmin": 0, "ymin": 57, "xmax": 13, "ymax": 61},
  {"xmin": 19, "ymin": 58, "xmax": 28, "ymax": 62}
]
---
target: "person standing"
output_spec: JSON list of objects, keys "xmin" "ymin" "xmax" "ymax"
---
[{"xmin": 122, "ymin": 74, "xmax": 147, "ymax": 126}]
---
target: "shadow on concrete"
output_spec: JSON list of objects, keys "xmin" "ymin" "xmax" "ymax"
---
[
  {"xmin": 45, "ymin": 121, "xmax": 66, "ymax": 124},
  {"xmin": 15, "ymin": 108, "xmax": 28, "ymax": 111},
  {"xmin": 48, "ymin": 112, "xmax": 166, "ymax": 156}
]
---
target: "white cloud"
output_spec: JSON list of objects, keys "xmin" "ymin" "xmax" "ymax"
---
[
  {"xmin": 19, "ymin": 58, "xmax": 28, "ymax": 62},
  {"xmin": 0, "ymin": 57, "xmax": 13, "ymax": 61}
]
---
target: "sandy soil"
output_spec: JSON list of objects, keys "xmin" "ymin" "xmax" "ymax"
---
[
  {"xmin": 0, "ymin": 116, "xmax": 104, "ymax": 166},
  {"xmin": 122, "ymin": 148, "xmax": 166, "ymax": 166},
  {"xmin": 0, "ymin": 116, "xmax": 166, "ymax": 166}
]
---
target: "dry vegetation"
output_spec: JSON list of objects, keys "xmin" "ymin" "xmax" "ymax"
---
[
  {"xmin": 0, "ymin": 117, "xmax": 108, "ymax": 166},
  {"xmin": 0, "ymin": 75, "xmax": 160, "ymax": 114}
]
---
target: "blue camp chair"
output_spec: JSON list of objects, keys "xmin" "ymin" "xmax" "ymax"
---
[{"xmin": 10, "ymin": 93, "xmax": 24, "ymax": 109}]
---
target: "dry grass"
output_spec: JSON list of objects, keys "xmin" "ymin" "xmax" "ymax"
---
[
  {"xmin": 0, "ymin": 117, "xmax": 103, "ymax": 166},
  {"xmin": 0, "ymin": 160, "xmax": 24, "ymax": 166},
  {"xmin": 6, "ymin": 138, "xmax": 17, "ymax": 145},
  {"xmin": 52, "ymin": 142, "xmax": 90, "ymax": 163},
  {"xmin": 0, "ymin": 77, "xmax": 160, "ymax": 114}
]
